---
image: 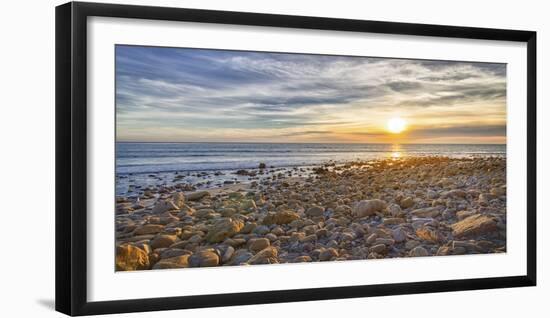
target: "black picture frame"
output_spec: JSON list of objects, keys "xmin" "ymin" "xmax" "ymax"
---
[{"xmin": 55, "ymin": 1, "xmax": 537, "ymax": 316}]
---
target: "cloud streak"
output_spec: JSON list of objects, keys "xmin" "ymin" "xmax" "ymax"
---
[{"xmin": 116, "ymin": 45, "xmax": 506, "ymax": 143}]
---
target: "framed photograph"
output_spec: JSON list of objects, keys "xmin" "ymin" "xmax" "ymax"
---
[{"xmin": 55, "ymin": 1, "xmax": 536, "ymax": 316}]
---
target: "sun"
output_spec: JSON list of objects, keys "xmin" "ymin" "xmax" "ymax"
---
[{"xmin": 386, "ymin": 117, "xmax": 407, "ymax": 134}]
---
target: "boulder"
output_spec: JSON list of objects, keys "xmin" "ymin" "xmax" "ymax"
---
[
  {"xmin": 409, "ymin": 246, "xmax": 429, "ymax": 257},
  {"xmin": 369, "ymin": 244, "xmax": 386, "ymax": 254},
  {"xmin": 186, "ymin": 191, "xmax": 210, "ymax": 201},
  {"xmin": 188, "ymin": 249, "xmax": 220, "ymax": 267},
  {"xmin": 247, "ymin": 246, "xmax": 279, "ymax": 265},
  {"xmin": 319, "ymin": 248, "xmax": 339, "ymax": 261},
  {"xmin": 171, "ymin": 192, "xmax": 186, "ymax": 208},
  {"xmin": 400, "ymin": 197, "xmax": 414, "ymax": 209},
  {"xmin": 456, "ymin": 210, "xmax": 476, "ymax": 221},
  {"xmin": 229, "ymin": 249, "xmax": 254, "ymax": 265},
  {"xmin": 248, "ymin": 238, "xmax": 270, "ymax": 253},
  {"xmin": 305, "ymin": 205, "xmax": 324, "ymax": 217},
  {"xmin": 262, "ymin": 210, "xmax": 300, "ymax": 225},
  {"xmin": 383, "ymin": 218, "xmax": 405, "ymax": 225},
  {"xmin": 240, "ymin": 199, "xmax": 258, "ymax": 213},
  {"xmin": 451, "ymin": 214, "xmax": 497, "ymax": 238},
  {"xmin": 150, "ymin": 234, "xmax": 177, "ymax": 249},
  {"xmin": 392, "ymin": 228, "xmax": 407, "ymax": 243},
  {"xmin": 292, "ymin": 256, "xmax": 313, "ymax": 263},
  {"xmin": 416, "ymin": 227, "xmax": 441, "ymax": 242},
  {"xmin": 116, "ymin": 244, "xmax": 150, "ymax": 271},
  {"xmin": 387, "ymin": 203, "xmax": 402, "ymax": 216},
  {"xmin": 410, "ymin": 207, "xmax": 440, "ymax": 218},
  {"xmin": 205, "ymin": 218, "xmax": 244, "ymax": 243},
  {"xmin": 152, "ymin": 200, "xmax": 179, "ymax": 214},
  {"xmin": 152, "ymin": 255, "xmax": 190, "ymax": 269},
  {"xmin": 134, "ymin": 224, "xmax": 165, "ymax": 235},
  {"xmin": 352, "ymin": 199, "xmax": 386, "ymax": 217}
]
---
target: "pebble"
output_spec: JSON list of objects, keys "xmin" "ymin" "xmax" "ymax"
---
[{"xmin": 115, "ymin": 157, "xmax": 506, "ymax": 271}]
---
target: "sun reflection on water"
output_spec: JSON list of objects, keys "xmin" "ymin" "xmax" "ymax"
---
[{"xmin": 390, "ymin": 144, "xmax": 402, "ymax": 159}]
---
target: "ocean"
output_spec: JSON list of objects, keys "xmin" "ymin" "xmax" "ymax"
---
[
  {"xmin": 116, "ymin": 142, "xmax": 506, "ymax": 175},
  {"xmin": 115, "ymin": 142, "xmax": 505, "ymax": 195}
]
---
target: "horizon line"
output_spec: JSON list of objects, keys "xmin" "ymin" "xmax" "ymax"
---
[{"xmin": 115, "ymin": 140, "xmax": 507, "ymax": 145}]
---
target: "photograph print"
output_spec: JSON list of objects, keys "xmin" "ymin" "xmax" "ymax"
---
[{"xmin": 115, "ymin": 45, "xmax": 507, "ymax": 271}]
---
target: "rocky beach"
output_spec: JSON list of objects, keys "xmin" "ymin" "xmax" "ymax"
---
[{"xmin": 115, "ymin": 156, "xmax": 506, "ymax": 271}]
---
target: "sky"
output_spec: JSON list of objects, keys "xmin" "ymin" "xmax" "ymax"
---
[{"xmin": 116, "ymin": 45, "xmax": 506, "ymax": 144}]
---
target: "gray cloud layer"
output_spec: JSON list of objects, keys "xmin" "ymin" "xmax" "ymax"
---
[{"xmin": 116, "ymin": 45, "xmax": 506, "ymax": 143}]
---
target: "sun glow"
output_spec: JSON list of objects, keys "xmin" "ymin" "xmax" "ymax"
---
[{"xmin": 386, "ymin": 117, "xmax": 407, "ymax": 134}]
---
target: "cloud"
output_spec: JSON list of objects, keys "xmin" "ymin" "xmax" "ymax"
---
[
  {"xmin": 409, "ymin": 124, "xmax": 506, "ymax": 137},
  {"xmin": 115, "ymin": 45, "xmax": 507, "ymax": 143}
]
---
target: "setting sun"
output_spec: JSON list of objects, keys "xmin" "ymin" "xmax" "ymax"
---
[{"xmin": 386, "ymin": 117, "xmax": 407, "ymax": 134}]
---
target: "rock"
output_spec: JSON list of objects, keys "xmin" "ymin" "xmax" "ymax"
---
[
  {"xmin": 292, "ymin": 255, "xmax": 312, "ymax": 263},
  {"xmin": 383, "ymin": 218, "xmax": 405, "ymax": 225},
  {"xmin": 159, "ymin": 213, "xmax": 179, "ymax": 225},
  {"xmin": 235, "ymin": 169, "xmax": 250, "ymax": 176},
  {"xmin": 426, "ymin": 190, "xmax": 438, "ymax": 199},
  {"xmin": 150, "ymin": 234, "xmax": 177, "ymax": 249},
  {"xmin": 262, "ymin": 210, "xmax": 300, "ymax": 225},
  {"xmin": 409, "ymin": 246, "xmax": 429, "ymax": 257},
  {"xmin": 187, "ymin": 234, "xmax": 203, "ymax": 244},
  {"xmin": 289, "ymin": 219, "xmax": 305, "ymax": 229},
  {"xmin": 400, "ymin": 197, "xmax": 414, "ymax": 209},
  {"xmin": 240, "ymin": 222, "xmax": 257, "ymax": 234},
  {"xmin": 436, "ymin": 246, "xmax": 451, "ymax": 256},
  {"xmin": 171, "ymin": 192, "xmax": 186, "ymax": 208},
  {"xmin": 195, "ymin": 208, "xmax": 217, "ymax": 218},
  {"xmin": 152, "ymin": 255, "xmax": 190, "ymax": 269},
  {"xmin": 116, "ymin": 202, "xmax": 133, "ymax": 215},
  {"xmin": 188, "ymin": 249, "xmax": 220, "ymax": 267},
  {"xmin": 369, "ymin": 244, "xmax": 386, "ymax": 254},
  {"xmin": 416, "ymin": 227, "xmax": 441, "ymax": 242},
  {"xmin": 490, "ymin": 187, "xmax": 506, "ymax": 196},
  {"xmin": 134, "ymin": 224, "xmax": 164, "ymax": 235},
  {"xmin": 306, "ymin": 205, "xmax": 324, "ymax": 217},
  {"xmin": 259, "ymin": 162, "xmax": 267, "ymax": 169},
  {"xmin": 374, "ymin": 238, "xmax": 395, "ymax": 246},
  {"xmin": 229, "ymin": 249, "xmax": 254, "ymax": 265},
  {"xmin": 387, "ymin": 203, "xmax": 402, "ymax": 216},
  {"xmin": 315, "ymin": 228, "xmax": 328, "ymax": 238},
  {"xmin": 452, "ymin": 240, "xmax": 479, "ymax": 251},
  {"xmin": 366, "ymin": 233, "xmax": 378, "ymax": 244},
  {"xmin": 152, "ymin": 200, "xmax": 179, "ymax": 214},
  {"xmin": 186, "ymin": 191, "xmax": 210, "ymax": 201},
  {"xmin": 271, "ymin": 226, "xmax": 285, "ymax": 236},
  {"xmin": 301, "ymin": 234, "xmax": 317, "ymax": 243},
  {"xmin": 451, "ymin": 214, "xmax": 497, "ymax": 238},
  {"xmin": 247, "ymin": 246, "xmax": 279, "ymax": 265},
  {"xmin": 405, "ymin": 240, "xmax": 421, "ymax": 250},
  {"xmin": 222, "ymin": 246, "xmax": 235, "ymax": 263},
  {"xmin": 160, "ymin": 248, "xmax": 191, "ymax": 259},
  {"xmin": 352, "ymin": 199, "xmax": 387, "ymax": 217},
  {"xmin": 410, "ymin": 207, "xmax": 440, "ymax": 218},
  {"xmin": 456, "ymin": 210, "xmax": 476, "ymax": 221},
  {"xmin": 253, "ymin": 225, "xmax": 270, "ymax": 235},
  {"xmin": 205, "ymin": 218, "xmax": 244, "ymax": 243},
  {"xmin": 116, "ymin": 244, "xmax": 150, "ymax": 271},
  {"xmin": 442, "ymin": 189, "xmax": 466, "ymax": 198},
  {"xmin": 228, "ymin": 192, "xmax": 244, "ymax": 200},
  {"xmin": 240, "ymin": 199, "xmax": 257, "ymax": 213},
  {"xmin": 392, "ymin": 228, "xmax": 407, "ymax": 243},
  {"xmin": 248, "ymin": 238, "xmax": 271, "ymax": 253},
  {"xmin": 319, "ymin": 248, "xmax": 339, "ymax": 261}
]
